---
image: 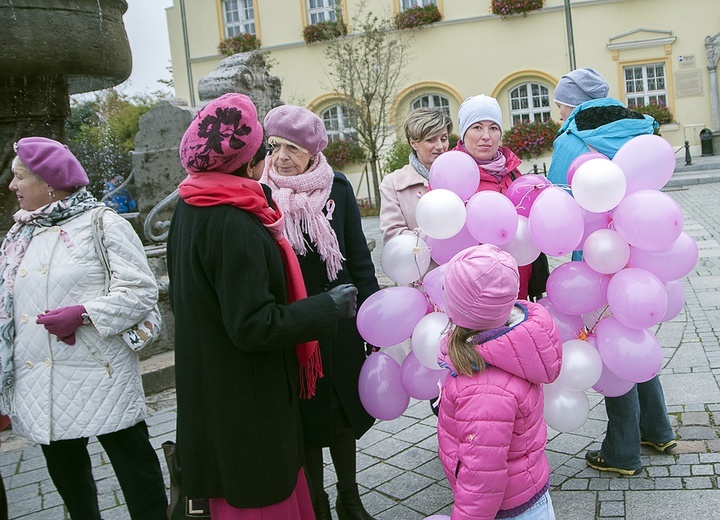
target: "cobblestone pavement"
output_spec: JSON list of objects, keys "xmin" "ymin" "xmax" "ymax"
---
[{"xmin": 3, "ymin": 174, "xmax": 720, "ymax": 519}]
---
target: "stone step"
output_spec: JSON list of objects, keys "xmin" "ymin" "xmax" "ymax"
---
[{"xmin": 140, "ymin": 349, "xmax": 175, "ymax": 395}]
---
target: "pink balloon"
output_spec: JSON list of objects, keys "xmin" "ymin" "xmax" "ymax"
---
[
  {"xmin": 500, "ymin": 215, "xmax": 540, "ymax": 266},
  {"xmin": 358, "ymin": 352, "xmax": 410, "ymax": 420},
  {"xmin": 537, "ymin": 298, "xmax": 585, "ymax": 342},
  {"xmin": 566, "ymin": 152, "xmax": 607, "ymax": 186},
  {"xmin": 607, "ymin": 268, "xmax": 668, "ymax": 330},
  {"xmin": 612, "ymin": 134, "xmax": 675, "ymax": 194},
  {"xmin": 505, "ymin": 174, "xmax": 551, "ymax": 217},
  {"xmin": 422, "ymin": 264, "xmax": 448, "ymax": 312},
  {"xmin": 428, "ymin": 151, "xmax": 480, "ymax": 201},
  {"xmin": 357, "ymin": 287, "xmax": 429, "ymax": 347},
  {"xmin": 595, "ymin": 317, "xmax": 663, "ymax": 383},
  {"xmin": 465, "ymin": 191, "xmax": 519, "ymax": 245},
  {"xmin": 528, "ymin": 186, "xmax": 584, "ymax": 256},
  {"xmin": 400, "ymin": 352, "xmax": 444, "ymax": 400},
  {"xmin": 546, "ymin": 261, "xmax": 609, "ymax": 315},
  {"xmin": 592, "ymin": 361, "xmax": 635, "ymax": 397},
  {"xmin": 582, "ymin": 229, "xmax": 630, "ymax": 275},
  {"xmin": 613, "ymin": 190, "xmax": 684, "ymax": 251},
  {"xmin": 424, "ymin": 516, "xmax": 451, "ymax": 520},
  {"xmin": 628, "ymin": 232, "xmax": 698, "ymax": 281},
  {"xmin": 662, "ymin": 280, "xmax": 686, "ymax": 322},
  {"xmin": 578, "ymin": 209, "xmax": 612, "ymax": 250},
  {"xmin": 426, "ymin": 226, "xmax": 478, "ymax": 265}
]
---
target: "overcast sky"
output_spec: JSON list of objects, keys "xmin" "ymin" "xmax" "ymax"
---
[{"xmin": 118, "ymin": 0, "xmax": 174, "ymax": 96}]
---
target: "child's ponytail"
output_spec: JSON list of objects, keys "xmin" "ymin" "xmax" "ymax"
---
[{"xmin": 447, "ymin": 325, "xmax": 485, "ymax": 377}]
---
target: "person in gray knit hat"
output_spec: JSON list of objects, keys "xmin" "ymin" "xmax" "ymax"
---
[{"xmin": 554, "ymin": 67, "xmax": 610, "ymax": 122}]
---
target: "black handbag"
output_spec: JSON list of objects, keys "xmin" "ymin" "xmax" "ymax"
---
[{"xmin": 161, "ymin": 441, "xmax": 210, "ymax": 519}]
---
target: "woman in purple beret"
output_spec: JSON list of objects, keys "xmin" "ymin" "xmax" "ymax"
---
[
  {"xmin": 260, "ymin": 105, "xmax": 380, "ymax": 520},
  {"xmin": 0, "ymin": 137, "xmax": 167, "ymax": 518}
]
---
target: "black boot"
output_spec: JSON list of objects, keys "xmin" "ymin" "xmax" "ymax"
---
[
  {"xmin": 335, "ymin": 484, "xmax": 375, "ymax": 520},
  {"xmin": 313, "ymin": 490, "xmax": 333, "ymax": 520}
]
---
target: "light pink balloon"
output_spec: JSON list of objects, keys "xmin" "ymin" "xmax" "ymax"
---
[
  {"xmin": 543, "ymin": 382, "xmax": 590, "ymax": 433},
  {"xmin": 415, "ymin": 189, "xmax": 467, "ymax": 239},
  {"xmin": 628, "ymin": 232, "xmax": 698, "ymax": 281},
  {"xmin": 571, "ymin": 159, "xmax": 627, "ymax": 213},
  {"xmin": 661, "ymin": 280, "xmax": 686, "ymax": 322},
  {"xmin": 358, "ymin": 352, "xmax": 410, "ymax": 421},
  {"xmin": 428, "ymin": 150, "xmax": 480, "ymax": 201},
  {"xmin": 567, "ymin": 152, "xmax": 608, "ymax": 186},
  {"xmin": 546, "ymin": 261, "xmax": 609, "ymax": 315},
  {"xmin": 578, "ymin": 209, "xmax": 612, "ymax": 250},
  {"xmin": 613, "ymin": 134, "xmax": 675, "ymax": 194},
  {"xmin": 592, "ymin": 361, "xmax": 635, "ymax": 397},
  {"xmin": 400, "ymin": 352, "xmax": 444, "ymax": 400},
  {"xmin": 606, "ymin": 268, "xmax": 668, "ymax": 330},
  {"xmin": 357, "ymin": 287, "xmax": 429, "ymax": 347},
  {"xmin": 500, "ymin": 215, "xmax": 540, "ymax": 266},
  {"xmin": 505, "ymin": 174, "xmax": 551, "ymax": 217},
  {"xmin": 422, "ymin": 264, "xmax": 448, "ymax": 312},
  {"xmin": 555, "ymin": 339, "xmax": 603, "ymax": 392},
  {"xmin": 465, "ymin": 191, "xmax": 519, "ymax": 246},
  {"xmin": 582, "ymin": 229, "xmax": 630, "ymax": 274},
  {"xmin": 528, "ymin": 186, "xmax": 584, "ymax": 256},
  {"xmin": 596, "ymin": 317, "xmax": 663, "ymax": 383},
  {"xmin": 537, "ymin": 298, "xmax": 585, "ymax": 342},
  {"xmin": 613, "ymin": 190, "xmax": 684, "ymax": 251},
  {"xmin": 426, "ymin": 226, "xmax": 478, "ymax": 265}
]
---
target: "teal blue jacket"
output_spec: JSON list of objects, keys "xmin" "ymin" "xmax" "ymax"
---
[{"xmin": 547, "ymin": 98, "xmax": 658, "ymax": 185}]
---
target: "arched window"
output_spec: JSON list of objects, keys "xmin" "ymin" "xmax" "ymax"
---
[
  {"xmin": 223, "ymin": 0, "xmax": 255, "ymax": 37},
  {"xmin": 307, "ymin": 0, "xmax": 339, "ymax": 24},
  {"xmin": 509, "ymin": 82, "xmax": 551, "ymax": 125},
  {"xmin": 321, "ymin": 105, "xmax": 357, "ymax": 142},
  {"xmin": 411, "ymin": 94, "xmax": 450, "ymax": 115}
]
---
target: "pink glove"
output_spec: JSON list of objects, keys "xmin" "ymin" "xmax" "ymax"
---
[{"xmin": 36, "ymin": 305, "xmax": 87, "ymax": 346}]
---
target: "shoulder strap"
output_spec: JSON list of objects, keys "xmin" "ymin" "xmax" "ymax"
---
[{"xmin": 91, "ymin": 207, "xmax": 112, "ymax": 292}]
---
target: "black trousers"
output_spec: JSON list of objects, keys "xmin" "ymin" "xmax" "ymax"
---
[{"xmin": 41, "ymin": 420, "xmax": 167, "ymax": 520}]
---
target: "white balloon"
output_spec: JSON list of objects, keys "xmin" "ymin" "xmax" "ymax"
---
[
  {"xmin": 582, "ymin": 229, "xmax": 631, "ymax": 274},
  {"xmin": 415, "ymin": 189, "xmax": 467, "ymax": 239},
  {"xmin": 571, "ymin": 159, "xmax": 627, "ymax": 213},
  {"xmin": 555, "ymin": 340, "xmax": 603, "ymax": 392},
  {"xmin": 381, "ymin": 234, "xmax": 431, "ymax": 284},
  {"xmin": 543, "ymin": 382, "xmax": 590, "ymax": 433},
  {"xmin": 500, "ymin": 215, "xmax": 540, "ymax": 266},
  {"xmin": 411, "ymin": 312, "xmax": 450, "ymax": 370}
]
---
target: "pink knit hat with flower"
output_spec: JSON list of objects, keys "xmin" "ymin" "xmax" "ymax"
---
[
  {"xmin": 180, "ymin": 93, "xmax": 264, "ymax": 174},
  {"xmin": 264, "ymin": 105, "xmax": 328, "ymax": 155},
  {"xmin": 443, "ymin": 244, "xmax": 520, "ymax": 330},
  {"xmin": 15, "ymin": 137, "xmax": 89, "ymax": 191}
]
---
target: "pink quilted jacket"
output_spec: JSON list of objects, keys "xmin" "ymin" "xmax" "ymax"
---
[{"xmin": 437, "ymin": 301, "xmax": 562, "ymax": 520}]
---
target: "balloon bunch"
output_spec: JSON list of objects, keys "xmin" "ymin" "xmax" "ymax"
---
[{"xmin": 356, "ymin": 137, "xmax": 697, "ymax": 428}]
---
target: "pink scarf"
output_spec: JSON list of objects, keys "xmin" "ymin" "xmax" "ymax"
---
[
  {"xmin": 456, "ymin": 141, "xmax": 508, "ymax": 182},
  {"xmin": 261, "ymin": 153, "xmax": 344, "ymax": 281}
]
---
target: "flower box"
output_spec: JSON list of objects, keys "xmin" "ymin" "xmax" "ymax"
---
[
  {"xmin": 217, "ymin": 33, "xmax": 261, "ymax": 57},
  {"xmin": 501, "ymin": 119, "xmax": 560, "ymax": 160},
  {"xmin": 303, "ymin": 21, "xmax": 348, "ymax": 44},
  {"xmin": 633, "ymin": 101, "xmax": 675, "ymax": 125},
  {"xmin": 491, "ymin": 0, "xmax": 544, "ymax": 18},
  {"xmin": 394, "ymin": 4, "xmax": 442, "ymax": 30},
  {"xmin": 324, "ymin": 138, "xmax": 365, "ymax": 169}
]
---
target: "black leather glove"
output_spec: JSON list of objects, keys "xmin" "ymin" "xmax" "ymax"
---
[{"xmin": 327, "ymin": 283, "xmax": 358, "ymax": 319}]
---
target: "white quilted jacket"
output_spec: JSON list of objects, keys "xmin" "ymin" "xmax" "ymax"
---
[{"xmin": 10, "ymin": 207, "xmax": 157, "ymax": 444}]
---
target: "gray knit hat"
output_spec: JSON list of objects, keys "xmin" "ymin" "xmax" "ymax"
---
[{"xmin": 554, "ymin": 68, "xmax": 609, "ymax": 107}]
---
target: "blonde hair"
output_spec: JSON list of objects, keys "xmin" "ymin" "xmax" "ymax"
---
[
  {"xmin": 11, "ymin": 156, "xmax": 42, "ymax": 182},
  {"xmin": 447, "ymin": 325, "xmax": 485, "ymax": 377},
  {"xmin": 404, "ymin": 108, "xmax": 453, "ymax": 144}
]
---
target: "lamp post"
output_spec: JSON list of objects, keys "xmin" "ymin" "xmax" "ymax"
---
[{"xmin": 564, "ymin": 0, "xmax": 577, "ymax": 70}]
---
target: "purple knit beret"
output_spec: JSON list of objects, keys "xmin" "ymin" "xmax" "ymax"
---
[
  {"xmin": 15, "ymin": 137, "xmax": 89, "ymax": 191},
  {"xmin": 180, "ymin": 93, "xmax": 264, "ymax": 174},
  {"xmin": 263, "ymin": 105, "xmax": 328, "ymax": 156}
]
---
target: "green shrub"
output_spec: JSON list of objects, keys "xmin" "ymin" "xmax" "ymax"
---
[
  {"xmin": 218, "ymin": 33, "xmax": 261, "ymax": 56},
  {"xmin": 324, "ymin": 138, "xmax": 365, "ymax": 170}
]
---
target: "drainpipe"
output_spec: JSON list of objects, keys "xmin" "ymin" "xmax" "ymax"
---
[
  {"xmin": 179, "ymin": 0, "xmax": 195, "ymax": 106},
  {"xmin": 563, "ymin": 0, "xmax": 577, "ymax": 70}
]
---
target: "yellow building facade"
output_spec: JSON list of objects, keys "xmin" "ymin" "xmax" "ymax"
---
[{"xmin": 166, "ymin": 0, "xmax": 720, "ymax": 197}]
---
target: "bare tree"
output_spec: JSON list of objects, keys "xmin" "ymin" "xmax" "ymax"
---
[{"xmin": 323, "ymin": 6, "xmax": 413, "ymax": 204}]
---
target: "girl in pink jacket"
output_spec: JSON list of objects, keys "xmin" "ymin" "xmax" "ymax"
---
[{"xmin": 437, "ymin": 245, "xmax": 562, "ymax": 520}]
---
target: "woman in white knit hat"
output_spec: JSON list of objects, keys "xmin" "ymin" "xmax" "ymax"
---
[{"xmin": 453, "ymin": 94, "xmax": 547, "ymax": 301}]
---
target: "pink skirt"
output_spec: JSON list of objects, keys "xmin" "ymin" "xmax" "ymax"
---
[{"xmin": 208, "ymin": 469, "xmax": 314, "ymax": 520}]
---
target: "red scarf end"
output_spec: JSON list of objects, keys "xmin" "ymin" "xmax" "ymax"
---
[{"xmin": 299, "ymin": 345, "xmax": 324, "ymax": 399}]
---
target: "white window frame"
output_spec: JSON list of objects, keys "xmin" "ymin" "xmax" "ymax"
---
[
  {"xmin": 401, "ymin": 0, "xmax": 437, "ymax": 11},
  {"xmin": 510, "ymin": 82, "xmax": 551, "ymax": 125},
  {"xmin": 223, "ymin": 0, "xmax": 255, "ymax": 37},
  {"xmin": 411, "ymin": 94, "xmax": 450, "ymax": 116},
  {"xmin": 623, "ymin": 63, "xmax": 668, "ymax": 108},
  {"xmin": 321, "ymin": 105, "xmax": 357, "ymax": 143},
  {"xmin": 307, "ymin": 0, "xmax": 339, "ymax": 24}
]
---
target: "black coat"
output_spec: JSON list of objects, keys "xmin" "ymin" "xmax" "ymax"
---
[
  {"xmin": 167, "ymin": 191, "xmax": 338, "ymax": 508},
  {"xmin": 297, "ymin": 172, "xmax": 380, "ymax": 446}
]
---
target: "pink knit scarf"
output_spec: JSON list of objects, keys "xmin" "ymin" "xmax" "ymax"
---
[{"xmin": 261, "ymin": 153, "xmax": 344, "ymax": 281}]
